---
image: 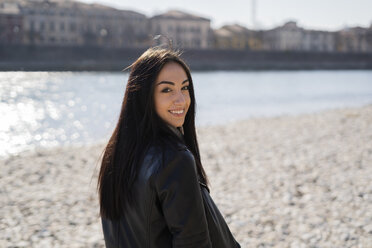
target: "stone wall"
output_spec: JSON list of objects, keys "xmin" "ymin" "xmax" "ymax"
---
[{"xmin": 1, "ymin": 45, "xmax": 372, "ymax": 71}]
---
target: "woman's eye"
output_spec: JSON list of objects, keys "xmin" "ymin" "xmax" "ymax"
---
[
  {"xmin": 161, "ymin": 88, "xmax": 171, "ymax": 93},
  {"xmin": 182, "ymin": 85, "xmax": 190, "ymax": 90}
]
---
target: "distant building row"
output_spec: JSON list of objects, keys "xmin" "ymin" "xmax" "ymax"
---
[
  {"xmin": 1, "ymin": 0, "xmax": 372, "ymax": 52},
  {"xmin": 215, "ymin": 22, "xmax": 372, "ymax": 53}
]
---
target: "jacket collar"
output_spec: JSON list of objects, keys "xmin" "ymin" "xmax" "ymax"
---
[{"xmin": 167, "ymin": 124, "xmax": 184, "ymax": 141}]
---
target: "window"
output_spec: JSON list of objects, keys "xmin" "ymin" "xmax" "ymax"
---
[
  {"xmin": 30, "ymin": 20, "xmax": 34, "ymax": 30},
  {"xmin": 50, "ymin": 22, "xmax": 55, "ymax": 31},
  {"xmin": 60, "ymin": 22, "xmax": 65, "ymax": 31},
  {"xmin": 70, "ymin": 22, "xmax": 76, "ymax": 32}
]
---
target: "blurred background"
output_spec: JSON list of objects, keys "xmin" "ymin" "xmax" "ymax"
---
[
  {"xmin": 1, "ymin": 1, "xmax": 372, "ymax": 247},
  {"xmin": 0, "ymin": 0, "xmax": 372, "ymax": 157}
]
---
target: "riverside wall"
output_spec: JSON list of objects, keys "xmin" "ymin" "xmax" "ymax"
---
[{"xmin": 1, "ymin": 45, "xmax": 372, "ymax": 71}]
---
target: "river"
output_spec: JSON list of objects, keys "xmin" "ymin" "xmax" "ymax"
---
[{"xmin": 1, "ymin": 70, "xmax": 371, "ymax": 157}]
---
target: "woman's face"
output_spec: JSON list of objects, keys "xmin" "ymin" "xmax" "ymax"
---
[{"xmin": 154, "ymin": 62, "xmax": 191, "ymax": 128}]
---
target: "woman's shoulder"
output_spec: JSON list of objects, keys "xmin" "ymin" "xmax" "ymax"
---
[
  {"xmin": 145, "ymin": 140, "xmax": 194, "ymax": 173},
  {"xmin": 147, "ymin": 138, "xmax": 187, "ymax": 158}
]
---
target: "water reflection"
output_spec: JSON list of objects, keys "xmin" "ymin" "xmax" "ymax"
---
[
  {"xmin": 0, "ymin": 71, "xmax": 126, "ymax": 157},
  {"xmin": 1, "ymin": 70, "xmax": 371, "ymax": 157}
]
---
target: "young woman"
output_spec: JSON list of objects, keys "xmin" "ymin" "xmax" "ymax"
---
[{"xmin": 98, "ymin": 47, "xmax": 241, "ymax": 248}]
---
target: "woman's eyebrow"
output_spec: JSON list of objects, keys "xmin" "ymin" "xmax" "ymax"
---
[{"xmin": 156, "ymin": 79, "xmax": 189, "ymax": 86}]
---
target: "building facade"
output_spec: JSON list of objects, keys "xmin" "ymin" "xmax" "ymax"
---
[
  {"xmin": 0, "ymin": 0, "xmax": 148, "ymax": 48},
  {"xmin": 78, "ymin": 3, "xmax": 148, "ymax": 48},
  {"xmin": 214, "ymin": 24, "xmax": 263, "ymax": 50},
  {"xmin": 336, "ymin": 26, "xmax": 372, "ymax": 52},
  {"xmin": 302, "ymin": 30, "xmax": 336, "ymax": 52},
  {"xmin": 263, "ymin": 21, "xmax": 303, "ymax": 51},
  {"xmin": 262, "ymin": 21, "xmax": 337, "ymax": 52},
  {"xmin": 20, "ymin": 0, "xmax": 83, "ymax": 46},
  {"xmin": 150, "ymin": 10, "xmax": 212, "ymax": 49},
  {"xmin": 1, "ymin": 1, "xmax": 371, "ymax": 52},
  {"xmin": 0, "ymin": 1, "xmax": 23, "ymax": 44}
]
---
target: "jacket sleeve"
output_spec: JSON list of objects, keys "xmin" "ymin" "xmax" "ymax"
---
[{"xmin": 154, "ymin": 149, "xmax": 212, "ymax": 248}]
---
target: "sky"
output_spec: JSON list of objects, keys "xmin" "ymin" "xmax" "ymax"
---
[{"xmin": 77, "ymin": 0, "xmax": 372, "ymax": 31}]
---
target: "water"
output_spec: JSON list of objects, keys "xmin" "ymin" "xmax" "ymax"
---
[{"xmin": 1, "ymin": 70, "xmax": 371, "ymax": 157}]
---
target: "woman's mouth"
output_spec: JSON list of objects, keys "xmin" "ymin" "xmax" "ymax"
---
[{"xmin": 169, "ymin": 109, "xmax": 185, "ymax": 117}]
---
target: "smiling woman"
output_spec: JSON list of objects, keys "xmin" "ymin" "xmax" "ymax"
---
[
  {"xmin": 154, "ymin": 62, "xmax": 191, "ymax": 129},
  {"xmin": 97, "ymin": 47, "xmax": 241, "ymax": 247}
]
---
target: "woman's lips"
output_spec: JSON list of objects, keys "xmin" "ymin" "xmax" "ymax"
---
[{"xmin": 168, "ymin": 109, "xmax": 185, "ymax": 117}]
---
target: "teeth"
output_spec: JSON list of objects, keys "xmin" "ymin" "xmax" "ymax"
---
[{"xmin": 170, "ymin": 110, "xmax": 184, "ymax": 114}]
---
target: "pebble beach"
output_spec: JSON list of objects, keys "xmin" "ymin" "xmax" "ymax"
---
[{"xmin": 1, "ymin": 105, "xmax": 372, "ymax": 247}]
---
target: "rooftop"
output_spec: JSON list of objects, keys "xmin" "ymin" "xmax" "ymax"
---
[{"xmin": 151, "ymin": 10, "xmax": 210, "ymax": 22}]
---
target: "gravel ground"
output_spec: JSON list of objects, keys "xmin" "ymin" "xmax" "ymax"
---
[{"xmin": 1, "ymin": 105, "xmax": 371, "ymax": 248}]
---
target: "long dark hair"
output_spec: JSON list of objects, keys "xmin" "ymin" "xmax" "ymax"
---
[{"xmin": 97, "ymin": 47, "xmax": 209, "ymax": 220}]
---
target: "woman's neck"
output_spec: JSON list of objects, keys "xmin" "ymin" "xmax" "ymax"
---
[{"xmin": 167, "ymin": 124, "xmax": 184, "ymax": 140}]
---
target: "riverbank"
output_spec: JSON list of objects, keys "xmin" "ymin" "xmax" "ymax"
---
[
  {"xmin": 1, "ymin": 105, "xmax": 371, "ymax": 247},
  {"xmin": 1, "ymin": 45, "xmax": 372, "ymax": 71}
]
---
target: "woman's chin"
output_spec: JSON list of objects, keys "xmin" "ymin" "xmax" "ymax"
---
[{"xmin": 168, "ymin": 120, "xmax": 184, "ymax": 128}]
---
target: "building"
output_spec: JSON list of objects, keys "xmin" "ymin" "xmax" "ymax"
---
[
  {"xmin": 0, "ymin": 0, "xmax": 148, "ymax": 48},
  {"xmin": 214, "ymin": 24, "xmax": 263, "ymax": 50},
  {"xmin": 262, "ymin": 21, "xmax": 336, "ymax": 52},
  {"xmin": 263, "ymin": 21, "xmax": 304, "ymax": 51},
  {"xmin": 336, "ymin": 26, "xmax": 372, "ymax": 52},
  {"xmin": 78, "ymin": 3, "xmax": 148, "ymax": 48},
  {"xmin": 302, "ymin": 30, "xmax": 336, "ymax": 52},
  {"xmin": 2, "ymin": 1, "xmax": 371, "ymax": 53},
  {"xmin": 0, "ymin": 1, "xmax": 23, "ymax": 44},
  {"xmin": 19, "ymin": 0, "xmax": 83, "ymax": 46},
  {"xmin": 150, "ymin": 10, "xmax": 212, "ymax": 49}
]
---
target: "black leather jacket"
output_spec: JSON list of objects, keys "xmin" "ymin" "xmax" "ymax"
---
[{"xmin": 101, "ymin": 129, "xmax": 241, "ymax": 248}]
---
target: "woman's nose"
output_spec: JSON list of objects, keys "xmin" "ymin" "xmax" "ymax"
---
[{"xmin": 174, "ymin": 90, "xmax": 186, "ymax": 105}]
